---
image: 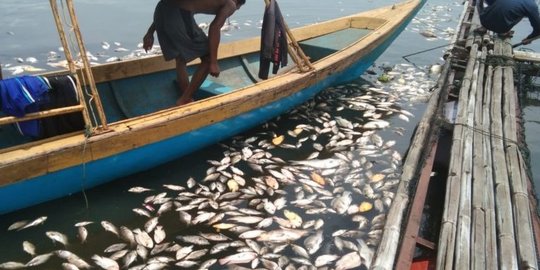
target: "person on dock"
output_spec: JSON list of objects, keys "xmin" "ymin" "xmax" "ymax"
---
[
  {"xmin": 143, "ymin": 0, "xmax": 245, "ymax": 106},
  {"xmin": 475, "ymin": 0, "xmax": 540, "ymax": 45}
]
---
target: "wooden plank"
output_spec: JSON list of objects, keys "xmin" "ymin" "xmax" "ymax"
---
[
  {"xmin": 491, "ymin": 38, "xmax": 518, "ymax": 270},
  {"xmin": 395, "ymin": 143, "xmax": 437, "ymax": 270},
  {"xmin": 0, "ymin": 105, "xmax": 84, "ymax": 126}
]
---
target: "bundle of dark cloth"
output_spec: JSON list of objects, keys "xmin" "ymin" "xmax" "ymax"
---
[{"xmin": 259, "ymin": 0, "xmax": 288, "ymax": 80}]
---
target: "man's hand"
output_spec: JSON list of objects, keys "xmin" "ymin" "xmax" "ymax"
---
[
  {"xmin": 522, "ymin": 38, "xmax": 532, "ymax": 45},
  {"xmin": 143, "ymin": 32, "xmax": 154, "ymax": 53},
  {"xmin": 209, "ymin": 63, "xmax": 220, "ymax": 77}
]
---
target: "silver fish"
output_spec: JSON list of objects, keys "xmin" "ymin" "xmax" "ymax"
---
[
  {"xmin": 291, "ymin": 158, "xmax": 344, "ymax": 169},
  {"xmin": 45, "ymin": 231, "xmax": 68, "ymax": 246},
  {"xmin": 26, "ymin": 253, "xmax": 54, "ymax": 267},
  {"xmin": 133, "ymin": 229, "xmax": 154, "ymax": 249},
  {"xmin": 22, "ymin": 241, "xmax": 36, "ymax": 256},
  {"xmin": 0, "ymin": 262, "xmax": 25, "ymax": 269},
  {"xmin": 20, "ymin": 216, "xmax": 47, "ymax": 230},
  {"xmin": 101, "ymin": 221, "xmax": 119, "ymax": 236},
  {"xmin": 335, "ymin": 251, "xmax": 361, "ymax": 270},
  {"xmin": 175, "ymin": 245, "xmax": 194, "ymax": 260},
  {"xmin": 257, "ymin": 229, "xmax": 308, "ymax": 243},
  {"xmin": 91, "ymin": 255, "xmax": 119, "ymax": 270},
  {"xmin": 218, "ymin": 252, "xmax": 258, "ymax": 265},
  {"xmin": 304, "ymin": 230, "xmax": 323, "ymax": 254},
  {"xmin": 315, "ymin": 254, "xmax": 339, "ymax": 267}
]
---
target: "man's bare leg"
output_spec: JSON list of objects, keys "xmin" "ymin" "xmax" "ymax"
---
[
  {"xmin": 176, "ymin": 56, "xmax": 210, "ymax": 106},
  {"xmin": 175, "ymin": 57, "xmax": 189, "ymax": 96}
]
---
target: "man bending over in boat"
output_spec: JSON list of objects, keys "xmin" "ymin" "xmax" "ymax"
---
[{"xmin": 143, "ymin": 0, "xmax": 245, "ymax": 106}]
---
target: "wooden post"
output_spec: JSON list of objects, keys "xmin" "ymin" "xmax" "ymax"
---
[{"xmin": 0, "ymin": 62, "xmax": 3, "ymax": 80}]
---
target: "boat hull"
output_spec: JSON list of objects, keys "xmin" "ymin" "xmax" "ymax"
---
[{"xmin": 0, "ymin": 0, "xmax": 425, "ymax": 214}]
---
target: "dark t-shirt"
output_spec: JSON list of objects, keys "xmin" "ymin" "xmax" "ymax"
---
[{"xmin": 480, "ymin": 0, "xmax": 540, "ymax": 39}]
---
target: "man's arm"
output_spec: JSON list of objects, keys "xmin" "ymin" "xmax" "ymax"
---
[
  {"xmin": 207, "ymin": 1, "xmax": 237, "ymax": 77},
  {"xmin": 143, "ymin": 22, "xmax": 156, "ymax": 52}
]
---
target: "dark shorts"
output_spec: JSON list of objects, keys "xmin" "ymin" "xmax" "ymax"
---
[{"xmin": 154, "ymin": 0, "xmax": 209, "ymax": 62}]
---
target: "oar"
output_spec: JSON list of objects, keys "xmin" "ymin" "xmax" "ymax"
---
[{"xmin": 512, "ymin": 35, "xmax": 540, "ymax": 48}]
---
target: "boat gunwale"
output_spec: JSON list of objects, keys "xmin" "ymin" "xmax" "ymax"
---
[{"xmin": 0, "ymin": 0, "xmax": 422, "ymax": 185}]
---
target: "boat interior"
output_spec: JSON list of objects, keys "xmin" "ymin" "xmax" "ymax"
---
[{"xmin": 0, "ymin": 15, "xmax": 386, "ymax": 150}]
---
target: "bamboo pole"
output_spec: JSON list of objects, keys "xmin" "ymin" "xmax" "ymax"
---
[
  {"xmin": 263, "ymin": 0, "xmax": 314, "ymax": 72},
  {"xmin": 471, "ymin": 45, "xmax": 487, "ymax": 270},
  {"xmin": 0, "ymin": 105, "xmax": 85, "ymax": 126},
  {"xmin": 491, "ymin": 38, "xmax": 518, "ymax": 270},
  {"xmin": 455, "ymin": 44, "xmax": 482, "ymax": 270},
  {"xmin": 436, "ymin": 43, "xmax": 478, "ymax": 270},
  {"xmin": 64, "ymin": 0, "xmax": 108, "ymax": 130},
  {"xmin": 501, "ymin": 42, "xmax": 538, "ymax": 269},
  {"xmin": 49, "ymin": 0, "xmax": 92, "ymax": 129},
  {"xmin": 482, "ymin": 59, "xmax": 498, "ymax": 270}
]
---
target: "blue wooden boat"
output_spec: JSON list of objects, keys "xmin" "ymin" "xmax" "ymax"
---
[{"xmin": 0, "ymin": 0, "xmax": 425, "ymax": 214}]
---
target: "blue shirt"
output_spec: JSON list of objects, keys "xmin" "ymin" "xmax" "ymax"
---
[
  {"xmin": 480, "ymin": 0, "xmax": 540, "ymax": 39},
  {"xmin": 0, "ymin": 76, "xmax": 49, "ymax": 137}
]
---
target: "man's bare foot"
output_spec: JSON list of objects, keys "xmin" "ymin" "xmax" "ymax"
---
[
  {"xmin": 473, "ymin": 26, "xmax": 487, "ymax": 35},
  {"xmin": 498, "ymin": 30, "xmax": 514, "ymax": 38},
  {"xmin": 176, "ymin": 98, "xmax": 195, "ymax": 106}
]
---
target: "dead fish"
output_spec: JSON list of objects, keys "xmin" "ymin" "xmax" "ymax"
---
[
  {"xmin": 101, "ymin": 221, "xmax": 119, "ymax": 236},
  {"xmin": 19, "ymin": 216, "xmax": 47, "ymax": 230},
  {"xmin": 257, "ymin": 228, "xmax": 308, "ymax": 243},
  {"xmin": 62, "ymin": 262, "xmax": 80, "ymax": 270},
  {"xmin": 331, "ymin": 191, "xmax": 353, "ymax": 214},
  {"xmin": 26, "ymin": 252, "xmax": 54, "ymax": 267},
  {"xmin": 91, "ymin": 255, "xmax": 119, "ymax": 270},
  {"xmin": 315, "ymin": 254, "xmax": 339, "ymax": 267},
  {"xmin": 128, "ymin": 186, "xmax": 152, "ymax": 193},
  {"xmin": 177, "ymin": 235, "xmax": 210, "ymax": 245},
  {"xmin": 104, "ymin": 243, "xmax": 127, "ymax": 253},
  {"xmin": 45, "ymin": 231, "xmax": 68, "ymax": 246},
  {"xmin": 78, "ymin": 226, "xmax": 88, "ymax": 243},
  {"xmin": 291, "ymin": 158, "xmax": 344, "ymax": 169},
  {"xmin": 335, "ymin": 251, "xmax": 362, "ymax": 270},
  {"xmin": 218, "ymin": 252, "xmax": 258, "ymax": 265},
  {"xmin": 153, "ymin": 225, "xmax": 166, "ymax": 244},
  {"xmin": 7, "ymin": 220, "xmax": 28, "ymax": 231},
  {"xmin": 0, "ymin": 261, "xmax": 25, "ymax": 269},
  {"xmin": 133, "ymin": 229, "xmax": 154, "ymax": 249},
  {"xmin": 175, "ymin": 245, "xmax": 194, "ymax": 260},
  {"xmin": 304, "ymin": 230, "xmax": 324, "ymax": 254},
  {"xmin": 22, "ymin": 241, "xmax": 36, "ymax": 256}
]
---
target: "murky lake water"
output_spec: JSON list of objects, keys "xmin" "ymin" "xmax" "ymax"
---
[{"xmin": 1, "ymin": 0, "xmax": 538, "ymax": 269}]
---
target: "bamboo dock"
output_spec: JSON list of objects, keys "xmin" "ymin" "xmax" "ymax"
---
[{"xmin": 372, "ymin": 1, "xmax": 540, "ymax": 269}]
